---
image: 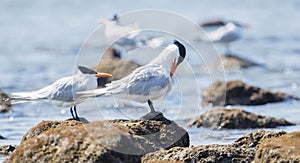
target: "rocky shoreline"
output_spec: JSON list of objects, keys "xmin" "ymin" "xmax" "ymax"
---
[
  {"xmin": 1, "ymin": 60, "xmax": 299, "ymax": 162},
  {"xmin": 2, "ymin": 112, "xmax": 299, "ymax": 162}
]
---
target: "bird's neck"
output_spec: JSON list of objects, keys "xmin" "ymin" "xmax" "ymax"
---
[{"xmin": 149, "ymin": 47, "xmax": 177, "ymax": 72}]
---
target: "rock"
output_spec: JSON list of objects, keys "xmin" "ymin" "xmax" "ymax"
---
[
  {"xmin": 0, "ymin": 135, "xmax": 5, "ymax": 139},
  {"xmin": 232, "ymin": 130, "xmax": 287, "ymax": 148},
  {"xmin": 187, "ymin": 108, "xmax": 295, "ymax": 129},
  {"xmin": 0, "ymin": 145, "xmax": 17, "ymax": 155},
  {"xmin": 21, "ymin": 119, "xmax": 83, "ymax": 142},
  {"xmin": 254, "ymin": 132, "xmax": 300, "ymax": 162},
  {"xmin": 95, "ymin": 57, "xmax": 140, "ymax": 86},
  {"xmin": 202, "ymin": 80, "xmax": 298, "ymax": 106},
  {"xmin": 215, "ymin": 54, "xmax": 259, "ymax": 70},
  {"xmin": 142, "ymin": 145, "xmax": 255, "ymax": 163},
  {"xmin": 115, "ymin": 112, "xmax": 189, "ymax": 150},
  {"xmin": 6, "ymin": 112, "xmax": 189, "ymax": 162},
  {"xmin": 142, "ymin": 130, "xmax": 287, "ymax": 163},
  {"xmin": 0, "ymin": 90, "xmax": 11, "ymax": 113},
  {"xmin": 102, "ymin": 48, "xmax": 122, "ymax": 59}
]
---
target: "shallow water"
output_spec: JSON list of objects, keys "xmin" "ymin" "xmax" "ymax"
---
[{"xmin": 1, "ymin": 0, "xmax": 300, "ymax": 161}]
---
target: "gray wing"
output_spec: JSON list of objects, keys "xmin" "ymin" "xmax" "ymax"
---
[
  {"xmin": 107, "ymin": 65, "xmax": 170, "ymax": 96},
  {"xmin": 48, "ymin": 79, "xmax": 75, "ymax": 102},
  {"xmin": 127, "ymin": 74, "xmax": 169, "ymax": 96},
  {"xmin": 43, "ymin": 76, "xmax": 85, "ymax": 102}
]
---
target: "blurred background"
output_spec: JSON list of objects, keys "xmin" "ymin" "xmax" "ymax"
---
[{"xmin": 1, "ymin": 0, "xmax": 300, "ymax": 159}]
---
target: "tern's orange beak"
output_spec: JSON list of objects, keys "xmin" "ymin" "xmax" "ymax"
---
[
  {"xmin": 170, "ymin": 58, "xmax": 177, "ymax": 78},
  {"xmin": 96, "ymin": 72, "xmax": 112, "ymax": 78}
]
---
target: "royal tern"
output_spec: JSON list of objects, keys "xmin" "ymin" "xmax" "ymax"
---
[
  {"xmin": 78, "ymin": 40, "xmax": 186, "ymax": 113},
  {"xmin": 11, "ymin": 66, "xmax": 112, "ymax": 120},
  {"xmin": 201, "ymin": 20, "xmax": 247, "ymax": 53}
]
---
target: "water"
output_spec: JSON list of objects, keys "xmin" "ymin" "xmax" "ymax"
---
[{"xmin": 1, "ymin": 0, "xmax": 300, "ymax": 160}]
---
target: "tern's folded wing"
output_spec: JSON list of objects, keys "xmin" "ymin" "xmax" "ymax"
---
[{"xmin": 126, "ymin": 66, "xmax": 170, "ymax": 96}]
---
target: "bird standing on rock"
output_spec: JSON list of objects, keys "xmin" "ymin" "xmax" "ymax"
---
[
  {"xmin": 78, "ymin": 40, "xmax": 186, "ymax": 115},
  {"xmin": 11, "ymin": 66, "xmax": 112, "ymax": 120}
]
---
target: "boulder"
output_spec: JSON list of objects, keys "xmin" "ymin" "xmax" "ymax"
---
[
  {"xmin": 21, "ymin": 119, "xmax": 83, "ymax": 142},
  {"xmin": 96, "ymin": 58, "xmax": 140, "ymax": 80},
  {"xmin": 202, "ymin": 80, "xmax": 298, "ymax": 106},
  {"xmin": 0, "ymin": 145, "xmax": 16, "ymax": 156},
  {"xmin": 91, "ymin": 47, "xmax": 140, "ymax": 87},
  {"xmin": 101, "ymin": 48, "xmax": 122, "ymax": 59},
  {"xmin": 95, "ymin": 57, "xmax": 140, "ymax": 87},
  {"xmin": 232, "ymin": 130, "xmax": 287, "ymax": 148},
  {"xmin": 96, "ymin": 53, "xmax": 140, "ymax": 81},
  {"xmin": 254, "ymin": 132, "xmax": 300, "ymax": 162},
  {"xmin": 6, "ymin": 112, "xmax": 189, "ymax": 163},
  {"xmin": 215, "ymin": 54, "xmax": 259, "ymax": 70},
  {"xmin": 142, "ymin": 130, "xmax": 287, "ymax": 163},
  {"xmin": 142, "ymin": 145, "xmax": 255, "ymax": 163},
  {"xmin": 0, "ymin": 90, "xmax": 11, "ymax": 113},
  {"xmin": 114, "ymin": 112, "xmax": 189, "ymax": 150},
  {"xmin": 187, "ymin": 108, "xmax": 295, "ymax": 129}
]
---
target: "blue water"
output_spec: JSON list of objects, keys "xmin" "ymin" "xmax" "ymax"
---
[{"xmin": 1, "ymin": 0, "xmax": 300, "ymax": 161}]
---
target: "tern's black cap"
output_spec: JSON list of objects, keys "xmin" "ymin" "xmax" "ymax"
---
[{"xmin": 173, "ymin": 40, "xmax": 186, "ymax": 59}]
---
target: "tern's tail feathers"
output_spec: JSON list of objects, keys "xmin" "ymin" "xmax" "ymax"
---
[
  {"xmin": 77, "ymin": 88, "xmax": 109, "ymax": 98},
  {"xmin": 11, "ymin": 92, "xmax": 47, "ymax": 101}
]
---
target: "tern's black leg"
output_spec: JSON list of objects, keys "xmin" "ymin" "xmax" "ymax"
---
[
  {"xmin": 141, "ymin": 100, "xmax": 162, "ymax": 121},
  {"xmin": 147, "ymin": 100, "xmax": 155, "ymax": 112},
  {"xmin": 73, "ymin": 105, "xmax": 79, "ymax": 120},
  {"xmin": 70, "ymin": 107, "xmax": 76, "ymax": 120}
]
